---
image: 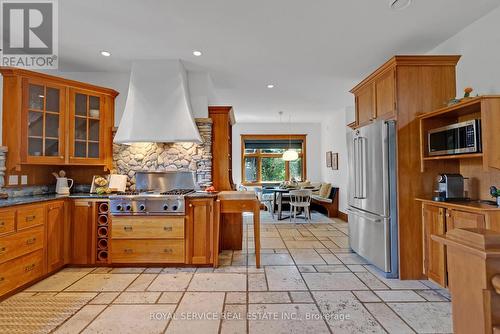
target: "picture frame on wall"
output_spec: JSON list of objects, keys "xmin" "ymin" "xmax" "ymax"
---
[
  {"xmin": 326, "ymin": 151, "xmax": 332, "ymax": 168},
  {"xmin": 331, "ymin": 153, "xmax": 338, "ymax": 170}
]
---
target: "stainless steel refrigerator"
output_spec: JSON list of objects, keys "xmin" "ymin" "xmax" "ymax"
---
[{"xmin": 347, "ymin": 120, "xmax": 398, "ymax": 278}]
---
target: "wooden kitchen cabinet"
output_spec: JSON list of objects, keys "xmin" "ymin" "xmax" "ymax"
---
[
  {"xmin": 185, "ymin": 198, "xmax": 214, "ymax": 264},
  {"xmin": 355, "ymin": 83, "xmax": 375, "ymax": 127},
  {"xmin": 422, "ymin": 204, "xmax": 447, "ymax": 287},
  {"xmin": 209, "ymin": 107, "xmax": 236, "ymax": 191},
  {"xmin": 0, "ymin": 67, "xmax": 118, "ymax": 185},
  {"xmin": 46, "ymin": 201, "xmax": 65, "ymax": 273},
  {"xmin": 420, "ymin": 199, "xmax": 500, "ymax": 287},
  {"xmin": 22, "ymin": 78, "xmax": 66, "ymax": 164},
  {"xmin": 71, "ymin": 200, "xmax": 94, "ymax": 265},
  {"xmin": 447, "ymin": 210, "xmax": 485, "ymax": 231},
  {"xmin": 68, "ymin": 88, "xmax": 106, "ymax": 165},
  {"xmin": 374, "ymin": 69, "xmax": 396, "ymax": 120}
]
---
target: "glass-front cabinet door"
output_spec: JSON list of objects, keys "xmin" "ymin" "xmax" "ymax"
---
[
  {"xmin": 69, "ymin": 89, "xmax": 104, "ymax": 164},
  {"xmin": 22, "ymin": 79, "xmax": 66, "ymax": 164}
]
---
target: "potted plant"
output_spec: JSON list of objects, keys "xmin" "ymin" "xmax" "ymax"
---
[{"xmin": 490, "ymin": 186, "xmax": 500, "ymax": 206}]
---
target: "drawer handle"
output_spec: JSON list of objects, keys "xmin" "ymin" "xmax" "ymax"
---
[
  {"xmin": 0, "ymin": 277, "xmax": 4, "ymax": 282},
  {"xmin": 0, "ymin": 246, "xmax": 6, "ymax": 254},
  {"xmin": 0, "ymin": 221, "xmax": 4, "ymax": 228},
  {"xmin": 25, "ymin": 215, "xmax": 36, "ymax": 222},
  {"xmin": 123, "ymin": 226, "xmax": 133, "ymax": 232},
  {"xmin": 163, "ymin": 248, "xmax": 173, "ymax": 254},
  {"xmin": 24, "ymin": 264, "xmax": 36, "ymax": 272},
  {"xmin": 26, "ymin": 238, "xmax": 36, "ymax": 245},
  {"xmin": 124, "ymin": 248, "xmax": 133, "ymax": 254},
  {"xmin": 163, "ymin": 226, "xmax": 173, "ymax": 232}
]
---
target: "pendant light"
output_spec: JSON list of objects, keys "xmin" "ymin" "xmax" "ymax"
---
[{"xmin": 282, "ymin": 113, "xmax": 298, "ymax": 161}]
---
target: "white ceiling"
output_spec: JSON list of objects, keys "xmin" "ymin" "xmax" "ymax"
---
[{"xmin": 58, "ymin": 0, "xmax": 500, "ymax": 122}]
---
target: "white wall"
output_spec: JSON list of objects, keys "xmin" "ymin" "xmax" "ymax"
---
[
  {"xmin": 429, "ymin": 5, "xmax": 500, "ymax": 96},
  {"xmin": 320, "ymin": 108, "xmax": 350, "ymax": 213},
  {"xmin": 232, "ymin": 122, "xmax": 322, "ymax": 185}
]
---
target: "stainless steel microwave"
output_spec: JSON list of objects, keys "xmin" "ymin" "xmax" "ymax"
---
[{"xmin": 428, "ymin": 119, "xmax": 481, "ymax": 156}]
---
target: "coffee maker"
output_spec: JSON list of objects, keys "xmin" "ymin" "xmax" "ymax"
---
[{"xmin": 433, "ymin": 174, "xmax": 466, "ymax": 202}]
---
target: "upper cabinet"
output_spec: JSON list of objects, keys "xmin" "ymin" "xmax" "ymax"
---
[
  {"xmin": 351, "ymin": 67, "xmax": 396, "ymax": 127},
  {"xmin": 69, "ymin": 89, "xmax": 106, "ymax": 164},
  {"xmin": 1, "ymin": 68, "xmax": 118, "ymax": 172},
  {"xmin": 22, "ymin": 78, "xmax": 66, "ymax": 164},
  {"xmin": 209, "ymin": 106, "xmax": 236, "ymax": 191}
]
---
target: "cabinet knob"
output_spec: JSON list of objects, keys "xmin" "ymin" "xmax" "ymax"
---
[
  {"xmin": 60, "ymin": 155, "xmax": 64, "ymax": 159},
  {"xmin": 123, "ymin": 226, "xmax": 133, "ymax": 231},
  {"xmin": 0, "ymin": 246, "xmax": 6, "ymax": 254},
  {"xmin": 26, "ymin": 238, "xmax": 36, "ymax": 245},
  {"xmin": 0, "ymin": 221, "xmax": 4, "ymax": 227},
  {"xmin": 163, "ymin": 226, "xmax": 173, "ymax": 232},
  {"xmin": 163, "ymin": 248, "xmax": 173, "ymax": 254},
  {"xmin": 0, "ymin": 277, "xmax": 4, "ymax": 282},
  {"xmin": 189, "ymin": 204, "xmax": 193, "ymax": 207}
]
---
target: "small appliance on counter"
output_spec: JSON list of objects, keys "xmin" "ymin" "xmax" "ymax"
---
[{"xmin": 433, "ymin": 173, "xmax": 468, "ymax": 202}]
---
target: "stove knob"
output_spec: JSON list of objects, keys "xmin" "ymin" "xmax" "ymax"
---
[
  {"xmin": 139, "ymin": 204, "xmax": 146, "ymax": 211},
  {"xmin": 172, "ymin": 205, "xmax": 178, "ymax": 211},
  {"xmin": 116, "ymin": 204, "xmax": 123, "ymax": 211},
  {"xmin": 163, "ymin": 204, "xmax": 169, "ymax": 211},
  {"xmin": 125, "ymin": 204, "xmax": 132, "ymax": 211}
]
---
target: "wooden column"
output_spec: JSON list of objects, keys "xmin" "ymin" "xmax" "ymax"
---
[{"xmin": 433, "ymin": 228, "xmax": 500, "ymax": 334}]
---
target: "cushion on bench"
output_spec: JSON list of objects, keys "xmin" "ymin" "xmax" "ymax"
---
[{"xmin": 311, "ymin": 195, "xmax": 332, "ymax": 203}]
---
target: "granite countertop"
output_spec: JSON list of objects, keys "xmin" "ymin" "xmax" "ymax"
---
[{"xmin": 0, "ymin": 193, "xmax": 109, "ymax": 208}]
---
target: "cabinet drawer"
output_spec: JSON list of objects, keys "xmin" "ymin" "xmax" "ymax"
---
[
  {"xmin": 111, "ymin": 217, "xmax": 184, "ymax": 239},
  {"xmin": 17, "ymin": 205, "xmax": 45, "ymax": 230},
  {"xmin": 111, "ymin": 239, "xmax": 184, "ymax": 263},
  {"xmin": 0, "ymin": 225, "xmax": 44, "ymax": 264},
  {"xmin": 0, "ymin": 249, "xmax": 44, "ymax": 296},
  {"xmin": 0, "ymin": 211, "xmax": 15, "ymax": 236}
]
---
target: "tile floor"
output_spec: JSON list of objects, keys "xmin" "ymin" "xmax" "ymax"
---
[{"xmin": 0, "ymin": 211, "xmax": 453, "ymax": 334}]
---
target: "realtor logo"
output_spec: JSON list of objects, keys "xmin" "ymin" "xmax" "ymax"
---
[{"xmin": 1, "ymin": 0, "xmax": 58, "ymax": 69}]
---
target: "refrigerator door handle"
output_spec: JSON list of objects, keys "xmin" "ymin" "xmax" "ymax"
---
[
  {"xmin": 353, "ymin": 137, "xmax": 359, "ymax": 199},
  {"xmin": 359, "ymin": 137, "xmax": 367, "ymax": 199},
  {"xmin": 347, "ymin": 208, "xmax": 382, "ymax": 222}
]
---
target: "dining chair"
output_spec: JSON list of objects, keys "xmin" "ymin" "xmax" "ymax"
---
[
  {"xmin": 255, "ymin": 187, "xmax": 275, "ymax": 219},
  {"xmin": 289, "ymin": 189, "xmax": 312, "ymax": 222}
]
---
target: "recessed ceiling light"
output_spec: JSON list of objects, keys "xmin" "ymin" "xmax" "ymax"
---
[
  {"xmin": 192, "ymin": 50, "xmax": 202, "ymax": 56},
  {"xmin": 100, "ymin": 50, "xmax": 111, "ymax": 57},
  {"xmin": 390, "ymin": 0, "xmax": 412, "ymax": 10},
  {"xmin": 267, "ymin": 84, "xmax": 275, "ymax": 89}
]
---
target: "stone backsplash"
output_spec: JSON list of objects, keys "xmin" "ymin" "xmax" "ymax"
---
[{"xmin": 112, "ymin": 119, "xmax": 213, "ymax": 190}]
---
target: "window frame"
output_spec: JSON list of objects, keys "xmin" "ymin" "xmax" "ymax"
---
[{"xmin": 241, "ymin": 134, "xmax": 307, "ymax": 186}]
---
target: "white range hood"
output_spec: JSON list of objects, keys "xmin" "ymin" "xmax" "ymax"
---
[{"xmin": 114, "ymin": 60, "xmax": 202, "ymax": 144}]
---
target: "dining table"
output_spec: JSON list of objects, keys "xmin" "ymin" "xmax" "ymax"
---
[{"xmin": 267, "ymin": 187, "xmax": 297, "ymax": 220}]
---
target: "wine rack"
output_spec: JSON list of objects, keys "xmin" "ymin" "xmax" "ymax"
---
[{"xmin": 96, "ymin": 202, "xmax": 109, "ymax": 263}]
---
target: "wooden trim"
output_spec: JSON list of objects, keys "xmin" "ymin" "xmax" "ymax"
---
[
  {"xmin": 416, "ymin": 96, "xmax": 500, "ymax": 119},
  {"xmin": 350, "ymin": 55, "xmax": 461, "ymax": 94},
  {"xmin": 240, "ymin": 134, "xmax": 307, "ymax": 185},
  {"xmin": 208, "ymin": 106, "xmax": 235, "ymax": 125},
  {"xmin": 0, "ymin": 67, "xmax": 119, "ymax": 97},
  {"xmin": 338, "ymin": 211, "xmax": 348, "ymax": 222}
]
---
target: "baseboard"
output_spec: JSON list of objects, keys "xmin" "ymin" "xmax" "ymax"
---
[{"xmin": 338, "ymin": 211, "xmax": 348, "ymax": 222}]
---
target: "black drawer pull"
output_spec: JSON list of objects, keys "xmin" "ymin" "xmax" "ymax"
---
[
  {"xmin": 124, "ymin": 248, "xmax": 133, "ymax": 254},
  {"xmin": 0, "ymin": 246, "xmax": 6, "ymax": 254},
  {"xmin": 123, "ymin": 226, "xmax": 133, "ymax": 232},
  {"xmin": 24, "ymin": 264, "xmax": 36, "ymax": 272},
  {"xmin": 0, "ymin": 221, "xmax": 5, "ymax": 227},
  {"xmin": 0, "ymin": 277, "xmax": 4, "ymax": 282},
  {"xmin": 25, "ymin": 215, "xmax": 36, "ymax": 222},
  {"xmin": 163, "ymin": 248, "xmax": 173, "ymax": 254},
  {"xmin": 163, "ymin": 226, "xmax": 173, "ymax": 232},
  {"xmin": 26, "ymin": 238, "xmax": 36, "ymax": 245}
]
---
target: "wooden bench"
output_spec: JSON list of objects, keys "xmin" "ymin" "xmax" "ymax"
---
[{"xmin": 311, "ymin": 187, "xmax": 339, "ymax": 218}]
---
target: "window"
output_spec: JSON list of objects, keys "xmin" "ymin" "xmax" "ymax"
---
[{"xmin": 241, "ymin": 135, "xmax": 307, "ymax": 185}]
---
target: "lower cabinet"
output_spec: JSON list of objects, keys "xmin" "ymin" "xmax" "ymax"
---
[
  {"xmin": 422, "ymin": 203, "xmax": 489, "ymax": 287},
  {"xmin": 71, "ymin": 200, "xmax": 94, "ymax": 265},
  {"xmin": 46, "ymin": 201, "xmax": 65, "ymax": 273},
  {"xmin": 110, "ymin": 216, "xmax": 185, "ymax": 264},
  {"xmin": 0, "ymin": 249, "xmax": 44, "ymax": 296},
  {"xmin": 185, "ymin": 198, "xmax": 214, "ymax": 265}
]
